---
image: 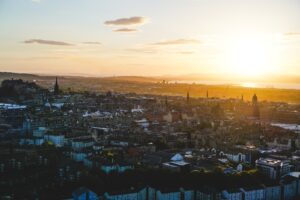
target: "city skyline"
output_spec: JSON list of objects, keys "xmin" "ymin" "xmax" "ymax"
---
[{"xmin": 0, "ymin": 0, "xmax": 300, "ymax": 79}]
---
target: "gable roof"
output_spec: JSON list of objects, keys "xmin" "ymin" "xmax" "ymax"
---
[{"xmin": 171, "ymin": 153, "xmax": 184, "ymax": 161}]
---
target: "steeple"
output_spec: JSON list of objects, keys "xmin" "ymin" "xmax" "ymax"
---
[
  {"xmin": 165, "ymin": 96, "xmax": 168, "ymax": 107},
  {"xmin": 54, "ymin": 77, "xmax": 59, "ymax": 95},
  {"xmin": 252, "ymin": 93, "xmax": 260, "ymax": 119},
  {"xmin": 252, "ymin": 93, "xmax": 258, "ymax": 105}
]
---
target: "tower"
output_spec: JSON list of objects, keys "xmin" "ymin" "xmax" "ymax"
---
[
  {"xmin": 187, "ymin": 91, "xmax": 190, "ymax": 103},
  {"xmin": 165, "ymin": 96, "xmax": 168, "ymax": 109},
  {"xmin": 206, "ymin": 90, "xmax": 209, "ymax": 98},
  {"xmin": 54, "ymin": 77, "xmax": 59, "ymax": 95},
  {"xmin": 252, "ymin": 94, "xmax": 260, "ymax": 119}
]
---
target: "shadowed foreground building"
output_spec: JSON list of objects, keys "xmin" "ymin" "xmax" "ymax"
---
[{"xmin": 73, "ymin": 187, "xmax": 99, "ymax": 200}]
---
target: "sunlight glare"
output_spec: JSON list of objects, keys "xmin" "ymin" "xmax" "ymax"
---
[{"xmin": 223, "ymin": 35, "xmax": 275, "ymax": 77}]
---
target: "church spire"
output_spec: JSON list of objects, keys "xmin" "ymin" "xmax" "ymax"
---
[
  {"xmin": 165, "ymin": 96, "xmax": 168, "ymax": 107},
  {"xmin": 252, "ymin": 93, "xmax": 260, "ymax": 119},
  {"xmin": 54, "ymin": 77, "xmax": 59, "ymax": 95}
]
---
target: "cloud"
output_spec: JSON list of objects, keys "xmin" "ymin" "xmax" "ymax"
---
[
  {"xmin": 31, "ymin": 0, "xmax": 41, "ymax": 3},
  {"xmin": 104, "ymin": 16, "xmax": 148, "ymax": 26},
  {"xmin": 284, "ymin": 32, "xmax": 300, "ymax": 36},
  {"xmin": 114, "ymin": 28, "xmax": 138, "ymax": 33},
  {"xmin": 126, "ymin": 38, "xmax": 200, "ymax": 54},
  {"xmin": 150, "ymin": 38, "xmax": 201, "ymax": 46},
  {"xmin": 23, "ymin": 39, "xmax": 73, "ymax": 46},
  {"xmin": 178, "ymin": 51, "xmax": 194, "ymax": 54},
  {"xmin": 26, "ymin": 56, "xmax": 63, "ymax": 60},
  {"xmin": 82, "ymin": 42, "xmax": 102, "ymax": 45},
  {"xmin": 126, "ymin": 48, "xmax": 157, "ymax": 54}
]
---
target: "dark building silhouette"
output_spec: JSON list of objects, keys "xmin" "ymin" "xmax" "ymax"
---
[
  {"xmin": 187, "ymin": 91, "xmax": 190, "ymax": 103},
  {"xmin": 165, "ymin": 96, "xmax": 168, "ymax": 108},
  {"xmin": 54, "ymin": 77, "xmax": 59, "ymax": 95},
  {"xmin": 252, "ymin": 94, "xmax": 260, "ymax": 119}
]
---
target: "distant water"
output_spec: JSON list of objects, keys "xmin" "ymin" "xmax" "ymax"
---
[
  {"xmin": 271, "ymin": 123, "xmax": 300, "ymax": 133},
  {"xmin": 171, "ymin": 80, "xmax": 300, "ymax": 90},
  {"xmin": 239, "ymin": 82, "xmax": 300, "ymax": 90}
]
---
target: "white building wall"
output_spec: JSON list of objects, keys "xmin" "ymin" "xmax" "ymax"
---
[
  {"xmin": 265, "ymin": 186, "xmax": 280, "ymax": 200},
  {"xmin": 44, "ymin": 135, "xmax": 64, "ymax": 147},
  {"xmin": 222, "ymin": 190, "xmax": 242, "ymax": 200},
  {"xmin": 183, "ymin": 190, "xmax": 194, "ymax": 200},
  {"xmin": 242, "ymin": 189, "xmax": 265, "ymax": 200},
  {"xmin": 196, "ymin": 191, "xmax": 213, "ymax": 200},
  {"xmin": 105, "ymin": 189, "xmax": 146, "ymax": 200},
  {"xmin": 148, "ymin": 187, "xmax": 156, "ymax": 200},
  {"xmin": 156, "ymin": 191, "xmax": 180, "ymax": 200},
  {"xmin": 283, "ymin": 181, "xmax": 297, "ymax": 200}
]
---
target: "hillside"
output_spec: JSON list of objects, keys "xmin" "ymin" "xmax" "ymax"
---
[{"xmin": 0, "ymin": 72, "xmax": 300, "ymax": 103}]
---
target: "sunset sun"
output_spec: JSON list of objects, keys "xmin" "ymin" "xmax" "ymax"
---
[{"xmin": 223, "ymin": 35, "xmax": 274, "ymax": 77}]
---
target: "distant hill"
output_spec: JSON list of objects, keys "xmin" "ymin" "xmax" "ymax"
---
[
  {"xmin": 0, "ymin": 78, "xmax": 46, "ymax": 102},
  {"xmin": 102, "ymin": 76, "xmax": 160, "ymax": 83},
  {"xmin": 0, "ymin": 72, "xmax": 300, "ymax": 103},
  {"xmin": 0, "ymin": 72, "xmax": 40, "ymax": 81}
]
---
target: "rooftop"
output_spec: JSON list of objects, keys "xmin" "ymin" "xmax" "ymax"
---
[{"xmin": 256, "ymin": 158, "xmax": 283, "ymax": 167}]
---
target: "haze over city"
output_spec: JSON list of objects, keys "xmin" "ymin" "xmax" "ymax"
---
[{"xmin": 2, "ymin": 1, "xmax": 300, "ymax": 199}]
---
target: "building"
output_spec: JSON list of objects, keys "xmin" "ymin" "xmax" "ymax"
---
[
  {"xmin": 224, "ymin": 152, "xmax": 247, "ymax": 163},
  {"xmin": 180, "ymin": 188, "xmax": 194, "ymax": 200},
  {"xmin": 252, "ymin": 94, "xmax": 260, "ymax": 119},
  {"xmin": 222, "ymin": 189, "xmax": 242, "ymax": 200},
  {"xmin": 156, "ymin": 188, "xmax": 180, "ymax": 200},
  {"xmin": 72, "ymin": 187, "xmax": 99, "ymax": 200},
  {"xmin": 54, "ymin": 77, "xmax": 59, "ymax": 95},
  {"xmin": 240, "ymin": 186, "xmax": 265, "ymax": 200},
  {"xmin": 162, "ymin": 153, "xmax": 190, "ymax": 172},
  {"xmin": 104, "ymin": 187, "xmax": 147, "ymax": 200},
  {"xmin": 71, "ymin": 150, "xmax": 92, "ymax": 162},
  {"xmin": 33, "ymin": 127, "xmax": 47, "ymax": 137},
  {"xmin": 196, "ymin": 188, "xmax": 214, "ymax": 200},
  {"xmin": 72, "ymin": 137, "xmax": 95, "ymax": 150},
  {"xmin": 101, "ymin": 163, "xmax": 134, "ymax": 174},
  {"xmin": 281, "ymin": 175, "xmax": 298, "ymax": 200},
  {"xmin": 255, "ymin": 158, "xmax": 290, "ymax": 180},
  {"xmin": 264, "ymin": 184, "xmax": 281, "ymax": 200},
  {"xmin": 44, "ymin": 133, "xmax": 65, "ymax": 147}
]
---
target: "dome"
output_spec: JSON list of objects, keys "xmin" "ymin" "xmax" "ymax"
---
[{"xmin": 171, "ymin": 153, "xmax": 184, "ymax": 161}]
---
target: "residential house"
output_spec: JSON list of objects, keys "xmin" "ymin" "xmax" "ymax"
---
[
  {"xmin": 222, "ymin": 189, "xmax": 242, "ymax": 200},
  {"xmin": 72, "ymin": 187, "xmax": 99, "ymax": 200},
  {"xmin": 104, "ymin": 187, "xmax": 147, "ymax": 200},
  {"xmin": 240, "ymin": 186, "xmax": 265, "ymax": 200}
]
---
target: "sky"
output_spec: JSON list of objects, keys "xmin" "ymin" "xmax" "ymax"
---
[{"xmin": 0, "ymin": 0, "xmax": 300, "ymax": 79}]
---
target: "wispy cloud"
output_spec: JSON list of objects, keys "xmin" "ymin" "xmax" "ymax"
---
[
  {"xmin": 177, "ymin": 51, "xmax": 194, "ymax": 54},
  {"xmin": 114, "ymin": 28, "xmax": 138, "ymax": 33},
  {"xmin": 126, "ymin": 38, "xmax": 200, "ymax": 54},
  {"xmin": 25, "ymin": 56, "xmax": 63, "ymax": 60},
  {"xmin": 104, "ymin": 16, "xmax": 148, "ymax": 26},
  {"xmin": 31, "ymin": 0, "xmax": 41, "ymax": 3},
  {"xmin": 82, "ymin": 42, "xmax": 102, "ymax": 45},
  {"xmin": 23, "ymin": 39, "xmax": 73, "ymax": 46},
  {"xmin": 125, "ymin": 46, "xmax": 158, "ymax": 54},
  {"xmin": 284, "ymin": 32, "xmax": 300, "ymax": 36},
  {"xmin": 150, "ymin": 38, "xmax": 201, "ymax": 46}
]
